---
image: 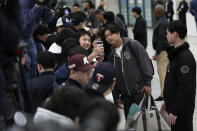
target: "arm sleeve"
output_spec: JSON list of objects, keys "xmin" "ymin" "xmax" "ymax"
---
[
  {"xmin": 155, "ymin": 23, "xmax": 168, "ymax": 55},
  {"xmin": 19, "ymin": 2, "xmax": 40, "ymax": 25},
  {"xmin": 190, "ymin": 2, "xmax": 195, "ymax": 15},
  {"xmin": 171, "ymin": 63, "xmax": 195, "ymax": 116},
  {"xmin": 43, "ymin": 8, "xmax": 54, "ymax": 23},
  {"xmin": 130, "ymin": 40, "xmax": 154, "ymax": 86},
  {"xmin": 182, "ymin": 3, "xmax": 189, "ymax": 13}
]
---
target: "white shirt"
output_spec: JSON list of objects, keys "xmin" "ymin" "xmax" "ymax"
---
[
  {"xmin": 48, "ymin": 42, "xmax": 62, "ymax": 54},
  {"xmin": 34, "ymin": 107, "xmax": 74, "ymax": 128},
  {"xmin": 115, "ymin": 44, "xmax": 123, "ymax": 58}
]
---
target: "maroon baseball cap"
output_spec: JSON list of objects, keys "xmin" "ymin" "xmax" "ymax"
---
[{"xmin": 68, "ymin": 54, "xmax": 94, "ymax": 71}]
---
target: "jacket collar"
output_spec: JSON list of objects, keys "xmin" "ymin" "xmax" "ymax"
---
[
  {"xmin": 66, "ymin": 78, "xmax": 82, "ymax": 89},
  {"xmin": 166, "ymin": 42, "xmax": 189, "ymax": 60},
  {"xmin": 136, "ymin": 16, "xmax": 142, "ymax": 21},
  {"xmin": 40, "ymin": 71, "xmax": 55, "ymax": 76}
]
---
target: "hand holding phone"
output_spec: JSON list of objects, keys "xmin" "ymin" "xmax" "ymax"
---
[{"xmin": 96, "ymin": 41, "xmax": 104, "ymax": 56}]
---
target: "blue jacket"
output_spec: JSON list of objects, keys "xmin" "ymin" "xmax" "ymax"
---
[
  {"xmin": 19, "ymin": 0, "xmax": 53, "ymax": 38},
  {"xmin": 55, "ymin": 64, "xmax": 69, "ymax": 85},
  {"xmin": 28, "ymin": 71, "xmax": 59, "ymax": 113},
  {"xmin": 190, "ymin": 0, "xmax": 197, "ymax": 22}
]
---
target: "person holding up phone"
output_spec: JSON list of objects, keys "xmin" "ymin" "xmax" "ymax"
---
[{"xmin": 77, "ymin": 31, "xmax": 104, "ymax": 64}]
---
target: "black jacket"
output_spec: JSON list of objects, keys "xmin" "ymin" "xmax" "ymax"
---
[
  {"xmin": 28, "ymin": 71, "xmax": 59, "ymax": 113},
  {"xmin": 165, "ymin": 0, "xmax": 174, "ymax": 15},
  {"xmin": 152, "ymin": 16, "xmax": 169, "ymax": 55},
  {"xmin": 108, "ymin": 37, "xmax": 153, "ymax": 101},
  {"xmin": 164, "ymin": 42, "xmax": 196, "ymax": 117},
  {"xmin": 62, "ymin": 78, "xmax": 83, "ymax": 90},
  {"xmin": 133, "ymin": 16, "xmax": 147, "ymax": 49},
  {"xmin": 177, "ymin": 1, "xmax": 188, "ymax": 16}
]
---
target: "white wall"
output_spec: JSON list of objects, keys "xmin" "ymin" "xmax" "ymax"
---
[{"xmin": 105, "ymin": 0, "xmax": 120, "ymax": 14}]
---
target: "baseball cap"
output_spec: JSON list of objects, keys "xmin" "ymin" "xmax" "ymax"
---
[
  {"xmin": 56, "ymin": 16, "xmax": 72, "ymax": 27},
  {"xmin": 88, "ymin": 62, "xmax": 118, "ymax": 93},
  {"xmin": 68, "ymin": 54, "xmax": 94, "ymax": 71}
]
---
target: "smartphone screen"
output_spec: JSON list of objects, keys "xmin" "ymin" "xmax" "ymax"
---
[
  {"xmin": 96, "ymin": 41, "xmax": 104, "ymax": 56},
  {"xmin": 96, "ymin": 40, "xmax": 103, "ymax": 45},
  {"xmin": 65, "ymin": 9, "xmax": 69, "ymax": 16}
]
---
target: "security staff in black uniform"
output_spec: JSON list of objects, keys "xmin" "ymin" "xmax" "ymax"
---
[
  {"xmin": 161, "ymin": 20, "xmax": 196, "ymax": 131},
  {"xmin": 177, "ymin": 0, "xmax": 188, "ymax": 25}
]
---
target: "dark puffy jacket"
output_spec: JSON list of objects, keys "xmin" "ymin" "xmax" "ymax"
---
[
  {"xmin": 108, "ymin": 37, "xmax": 153, "ymax": 101},
  {"xmin": 152, "ymin": 16, "xmax": 169, "ymax": 55},
  {"xmin": 28, "ymin": 71, "xmax": 59, "ymax": 113},
  {"xmin": 164, "ymin": 42, "xmax": 196, "ymax": 117}
]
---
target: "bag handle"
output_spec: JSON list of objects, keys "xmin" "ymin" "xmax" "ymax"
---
[{"xmin": 139, "ymin": 95, "xmax": 157, "ymax": 110}]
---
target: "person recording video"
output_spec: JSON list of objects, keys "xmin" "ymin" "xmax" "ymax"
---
[{"xmin": 19, "ymin": 0, "xmax": 54, "ymax": 80}]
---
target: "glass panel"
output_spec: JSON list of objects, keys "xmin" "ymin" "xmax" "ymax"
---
[
  {"xmin": 136, "ymin": 0, "xmax": 144, "ymax": 17},
  {"xmin": 144, "ymin": 0, "xmax": 152, "ymax": 27},
  {"xmin": 120, "ymin": 0, "xmax": 129, "ymax": 25},
  {"xmin": 128, "ymin": 0, "xmax": 136, "ymax": 25}
]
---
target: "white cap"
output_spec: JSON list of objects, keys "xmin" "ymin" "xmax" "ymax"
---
[{"xmin": 56, "ymin": 17, "xmax": 63, "ymax": 27}]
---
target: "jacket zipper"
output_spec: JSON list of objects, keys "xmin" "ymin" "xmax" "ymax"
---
[{"xmin": 120, "ymin": 51, "xmax": 132, "ymax": 96}]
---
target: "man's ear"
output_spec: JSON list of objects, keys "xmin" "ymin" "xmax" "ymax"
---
[
  {"xmin": 74, "ymin": 116, "xmax": 80, "ymax": 125},
  {"xmin": 37, "ymin": 64, "xmax": 42, "ymax": 72},
  {"xmin": 54, "ymin": 63, "xmax": 57, "ymax": 70}
]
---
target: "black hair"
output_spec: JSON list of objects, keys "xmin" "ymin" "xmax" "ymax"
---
[
  {"xmin": 70, "ymin": 11, "xmax": 86, "ymax": 26},
  {"xmin": 68, "ymin": 46, "xmax": 88, "ymax": 57},
  {"xmin": 83, "ymin": 0, "xmax": 95, "ymax": 9},
  {"xmin": 168, "ymin": 20, "xmax": 187, "ymax": 39},
  {"xmin": 103, "ymin": 11, "xmax": 115, "ymax": 24},
  {"xmin": 73, "ymin": 3, "xmax": 80, "ymax": 7},
  {"xmin": 55, "ymin": 28, "xmax": 75, "ymax": 46},
  {"xmin": 132, "ymin": 7, "xmax": 142, "ymax": 15},
  {"xmin": 76, "ymin": 30, "xmax": 91, "ymax": 41},
  {"xmin": 61, "ymin": 38, "xmax": 79, "ymax": 59},
  {"xmin": 95, "ymin": 9, "xmax": 103, "ymax": 15},
  {"xmin": 116, "ymin": 13, "xmax": 126, "ymax": 24},
  {"xmin": 64, "ymin": 7, "xmax": 71, "ymax": 14},
  {"xmin": 80, "ymin": 98, "xmax": 120, "ymax": 131},
  {"xmin": 33, "ymin": 24, "xmax": 49, "ymax": 38},
  {"xmin": 37, "ymin": 51, "xmax": 56, "ymax": 69},
  {"xmin": 45, "ymin": 34, "xmax": 57, "ymax": 49},
  {"xmin": 44, "ymin": 86, "xmax": 87, "ymax": 121},
  {"xmin": 103, "ymin": 24, "xmax": 120, "ymax": 34}
]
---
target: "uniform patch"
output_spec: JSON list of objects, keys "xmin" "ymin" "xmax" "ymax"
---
[
  {"xmin": 181, "ymin": 65, "xmax": 189, "ymax": 74},
  {"xmin": 124, "ymin": 52, "xmax": 130, "ymax": 60}
]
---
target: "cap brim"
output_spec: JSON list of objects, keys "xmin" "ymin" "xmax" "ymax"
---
[{"xmin": 77, "ymin": 64, "xmax": 94, "ymax": 71}]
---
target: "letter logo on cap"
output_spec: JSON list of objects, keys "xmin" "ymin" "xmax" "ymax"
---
[
  {"xmin": 96, "ymin": 73, "xmax": 104, "ymax": 83},
  {"xmin": 83, "ymin": 57, "xmax": 89, "ymax": 65}
]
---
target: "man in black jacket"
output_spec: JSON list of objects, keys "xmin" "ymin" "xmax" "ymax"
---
[
  {"xmin": 153, "ymin": 5, "xmax": 169, "ymax": 101},
  {"xmin": 177, "ymin": 0, "xmax": 188, "ymax": 25},
  {"xmin": 132, "ymin": 7, "xmax": 147, "ymax": 49},
  {"xmin": 164, "ymin": 0, "xmax": 174, "ymax": 22},
  {"xmin": 28, "ymin": 51, "xmax": 59, "ymax": 113},
  {"xmin": 161, "ymin": 20, "xmax": 196, "ymax": 131}
]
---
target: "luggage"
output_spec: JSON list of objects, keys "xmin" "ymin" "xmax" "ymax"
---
[{"xmin": 125, "ymin": 95, "xmax": 171, "ymax": 131}]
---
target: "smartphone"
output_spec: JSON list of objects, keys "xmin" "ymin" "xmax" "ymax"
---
[
  {"xmin": 96, "ymin": 40, "xmax": 103, "ymax": 45},
  {"xmin": 96, "ymin": 41, "xmax": 104, "ymax": 56},
  {"xmin": 65, "ymin": 9, "xmax": 69, "ymax": 16}
]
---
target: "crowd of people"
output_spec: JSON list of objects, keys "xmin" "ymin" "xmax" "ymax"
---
[{"xmin": 0, "ymin": 0, "xmax": 196, "ymax": 131}]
